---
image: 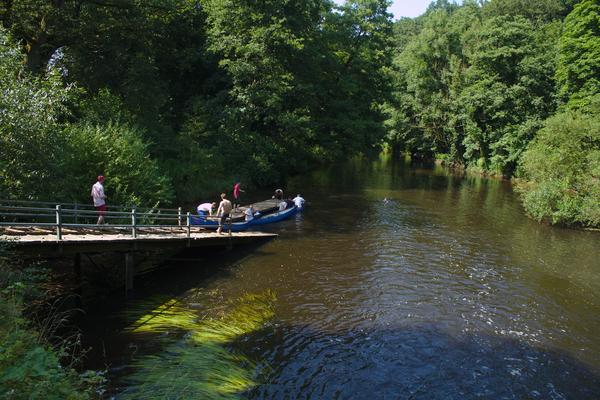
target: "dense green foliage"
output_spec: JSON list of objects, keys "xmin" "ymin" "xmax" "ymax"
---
[
  {"xmin": 556, "ymin": 0, "xmax": 600, "ymax": 110},
  {"xmin": 385, "ymin": 0, "xmax": 599, "ymax": 227},
  {"xmin": 4, "ymin": 0, "xmax": 594, "ymax": 226},
  {"xmin": 0, "ymin": 0, "xmax": 597, "ymax": 205},
  {"xmin": 517, "ymin": 110, "xmax": 600, "ymax": 226},
  {"xmin": 1, "ymin": 0, "xmax": 393, "ymax": 204},
  {"xmin": 0, "ymin": 245, "xmax": 103, "ymax": 399},
  {"xmin": 0, "ymin": 29, "xmax": 173, "ymax": 206},
  {"xmin": 517, "ymin": 0, "xmax": 600, "ymax": 227}
]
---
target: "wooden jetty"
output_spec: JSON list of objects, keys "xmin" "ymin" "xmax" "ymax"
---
[
  {"xmin": 0, "ymin": 225, "xmax": 276, "ymax": 254},
  {"xmin": 0, "ymin": 200, "xmax": 278, "ymax": 293}
]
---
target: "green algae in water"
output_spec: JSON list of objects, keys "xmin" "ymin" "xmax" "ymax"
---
[
  {"xmin": 126, "ymin": 298, "xmax": 201, "ymax": 335},
  {"xmin": 118, "ymin": 291, "xmax": 276, "ymax": 399}
]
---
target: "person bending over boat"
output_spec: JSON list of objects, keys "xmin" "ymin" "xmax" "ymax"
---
[
  {"xmin": 278, "ymin": 198, "xmax": 294, "ymax": 211},
  {"xmin": 216, "ymin": 193, "xmax": 232, "ymax": 234},
  {"xmin": 244, "ymin": 205, "xmax": 254, "ymax": 222},
  {"xmin": 197, "ymin": 202, "xmax": 216, "ymax": 216}
]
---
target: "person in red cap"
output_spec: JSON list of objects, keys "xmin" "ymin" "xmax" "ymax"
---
[{"xmin": 91, "ymin": 175, "xmax": 107, "ymax": 224}]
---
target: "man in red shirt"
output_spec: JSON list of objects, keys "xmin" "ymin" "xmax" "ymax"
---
[{"xmin": 233, "ymin": 182, "xmax": 244, "ymax": 210}]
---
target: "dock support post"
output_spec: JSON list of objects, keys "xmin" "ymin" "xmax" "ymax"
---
[
  {"xmin": 125, "ymin": 253, "xmax": 134, "ymax": 295},
  {"xmin": 74, "ymin": 253, "xmax": 82, "ymax": 305}
]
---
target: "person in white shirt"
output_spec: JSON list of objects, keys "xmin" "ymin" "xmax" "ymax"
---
[
  {"xmin": 91, "ymin": 175, "xmax": 107, "ymax": 224},
  {"xmin": 197, "ymin": 202, "xmax": 216, "ymax": 216},
  {"xmin": 292, "ymin": 194, "xmax": 305, "ymax": 209},
  {"xmin": 244, "ymin": 205, "xmax": 254, "ymax": 222}
]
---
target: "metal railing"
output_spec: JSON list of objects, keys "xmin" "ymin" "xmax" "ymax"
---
[{"xmin": 0, "ymin": 201, "xmax": 233, "ymax": 240}]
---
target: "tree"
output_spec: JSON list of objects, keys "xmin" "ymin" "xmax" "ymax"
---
[
  {"xmin": 556, "ymin": 0, "xmax": 600, "ymax": 110},
  {"xmin": 0, "ymin": 29, "xmax": 173, "ymax": 206},
  {"xmin": 312, "ymin": 0, "xmax": 394, "ymax": 159},
  {"xmin": 0, "ymin": 28, "xmax": 74, "ymax": 200},
  {"xmin": 459, "ymin": 15, "xmax": 560, "ymax": 175},
  {"xmin": 386, "ymin": 2, "xmax": 479, "ymax": 162},
  {"xmin": 482, "ymin": 0, "xmax": 570, "ymax": 21}
]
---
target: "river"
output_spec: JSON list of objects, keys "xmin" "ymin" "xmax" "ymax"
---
[{"xmin": 82, "ymin": 156, "xmax": 600, "ymax": 399}]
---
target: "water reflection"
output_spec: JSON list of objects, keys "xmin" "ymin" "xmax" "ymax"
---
[{"xmin": 88, "ymin": 156, "xmax": 600, "ymax": 399}]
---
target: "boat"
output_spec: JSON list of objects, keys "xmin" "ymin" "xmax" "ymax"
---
[{"xmin": 191, "ymin": 204, "xmax": 299, "ymax": 232}]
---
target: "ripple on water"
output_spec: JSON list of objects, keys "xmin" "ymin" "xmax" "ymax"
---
[{"xmin": 100, "ymin": 161, "xmax": 600, "ymax": 399}]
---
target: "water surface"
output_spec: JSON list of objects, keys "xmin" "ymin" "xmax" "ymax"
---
[{"xmin": 86, "ymin": 157, "xmax": 600, "ymax": 399}]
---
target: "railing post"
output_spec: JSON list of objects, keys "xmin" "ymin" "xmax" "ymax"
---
[
  {"xmin": 74, "ymin": 202, "xmax": 79, "ymax": 224},
  {"xmin": 178, "ymin": 207, "xmax": 182, "ymax": 226},
  {"xmin": 131, "ymin": 206, "xmax": 137, "ymax": 238},
  {"xmin": 186, "ymin": 212, "xmax": 191, "ymax": 238},
  {"xmin": 55, "ymin": 205, "xmax": 62, "ymax": 240}
]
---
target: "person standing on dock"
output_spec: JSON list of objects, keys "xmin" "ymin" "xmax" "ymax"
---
[
  {"xmin": 233, "ymin": 182, "xmax": 244, "ymax": 210},
  {"xmin": 273, "ymin": 188, "xmax": 283, "ymax": 200},
  {"xmin": 91, "ymin": 175, "xmax": 107, "ymax": 224},
  {"xmin": 216, "ymin": 192, "xmax": 232, "ymax": 234}
]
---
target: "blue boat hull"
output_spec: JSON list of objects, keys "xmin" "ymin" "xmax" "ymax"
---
[{"xmin": 191, "ymin": 206, "xmax": 298, "ymax": 231}]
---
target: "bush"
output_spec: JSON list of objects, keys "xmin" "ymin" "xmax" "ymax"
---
[
  {"xmin": 61, "ymin": 123, "xmax": 174, "ymax": 207},
  {"xmin": 0, "ymin": 29, "xmax": 173, "ymax": 208},
  {"xmin": 0, "ymin": 246, "xmax": 103, "ymax": 400},
  {"xmin": 517, "ymin": 110, "xmax": 600, "ymax": 227}
]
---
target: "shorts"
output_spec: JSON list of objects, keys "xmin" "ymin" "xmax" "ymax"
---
[
  {"xmin": 219, "ymin": 213, "xmax": 230, "ymax": 226},
  {"xmin": 95, "ymin": 204, "xmax": 107, "ymax": 216}
]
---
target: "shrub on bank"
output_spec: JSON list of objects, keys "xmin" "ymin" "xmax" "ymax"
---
[
  {"xmin": 517, "ymin": 110, "xmax": 600, "ymax": 227},
  {"xmin": 0, "ymin": 246, "xmax": 103, "ymax": 399},
  {"xmin": 62, "ymin": 123, "xmax": 174, "ymax": 207}
]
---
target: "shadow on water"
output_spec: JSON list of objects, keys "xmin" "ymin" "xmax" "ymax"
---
[
  {"xmin": 96, "ymin": 302, "xmax": 600, "ymax": 399},
  {"xmin": 78, "ymin": 242, "xmax": 273, "ymax": 371},
  {"xmin": 246, "ymin": 323, "xmax": 600, "ymax": 400}
]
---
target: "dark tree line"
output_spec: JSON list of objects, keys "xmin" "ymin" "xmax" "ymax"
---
[
  {"xmin": 1, "ymin": 0, "xmax": 598, "ymax": 226},
  {"xmin": 0, "ymin": 0, "xmax": 392, "ymax": 205},
  {"xmin": 385, "ymin": 0, "xmax": 599, "ymax": 227}
]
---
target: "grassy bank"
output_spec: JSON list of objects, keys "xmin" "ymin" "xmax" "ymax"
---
[{"xmin": 0, "ymin": 246, "xmax": 103, "ymax": 399}]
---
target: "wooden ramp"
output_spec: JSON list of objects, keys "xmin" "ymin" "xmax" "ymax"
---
[
  {"xmin": 1, "ymin": 226, "xmax": 277, "ymax": 255},
  {"xmin": 0, "ymin": 199, "xmax": 280, "ymax": 294}
]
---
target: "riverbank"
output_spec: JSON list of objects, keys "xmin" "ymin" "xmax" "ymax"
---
[
  {"xmin": 429, "ymin": 152, "xmax": 600, "ymax": 231},
  {"xmin": 0, "ymin": 246, "xmax": 104, "ymax": 399}
]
